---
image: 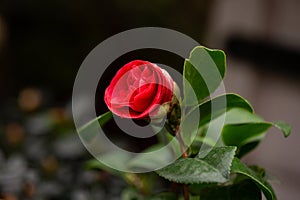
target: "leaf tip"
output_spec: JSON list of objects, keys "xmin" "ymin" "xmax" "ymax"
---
[{"xmin": 273, "ymin": 121, "xmax": 292, "ymax": 137}]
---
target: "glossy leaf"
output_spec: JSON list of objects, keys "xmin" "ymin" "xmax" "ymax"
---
[
  {"xmin": 78, "ymin": 111, "xmax": 112, "ymax": 142},
  {"xmin": 197, "ymin": 146, "xmax": 237, "ymax": 178},
  {"xmin": 181, "ymin": 94, "xmax": 254, "ymax": 144},
  {"xmin": 223, "ymin": 108, "xmax": 263, "ymax": 124},
  {"xmin": 156, "ymin": 147, "xmax": 236, "ymax": 184},
  {"xmin": 231, "ymin": 157, "xmax": 276, "ymax": 200},
  {"xmin": 183, "ymin": 46, "xmax": 226, "ymax": 105},
  {"xmin": 235, "ymin": 141, "xmax": 260, "ymax": 158},
  {"xmin": 221, "ymin": 108, "xmax": 291, "ymax": 157},
  {"xmin": 156, "ymin": 158, "xmax": 227, "ymax": 184},
  {"xmin": 182, "ymin": 94, "xmax": 253, "ymax": 129},
  {"xmin": 222, "ymin": 123, "xmax": 272, "ymax": 147},
  {"xmin": 273, "ymin": 121, "xmax": 291, "ymax": 137},
  {"xmin": 78, "ymin": 111, "xmax": 112, "ymax": 132}
]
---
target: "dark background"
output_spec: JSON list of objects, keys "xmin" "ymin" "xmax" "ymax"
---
[{"xmin": 0, "ymin": 0, "xmax": 212, "ymax": 103}]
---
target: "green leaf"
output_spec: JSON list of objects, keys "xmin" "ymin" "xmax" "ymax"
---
[
  {"xmin": 200, "ymin": 179, "xmax": 262, "ymax": 200},
  {"xmin": 78, "ymin": 111, "xmax": 112, "ymax": 132},
  {"xmin": 190, "ymin": 136, "xmax": 217, "ymax": 155},
  {"xmin": 235, "ymin": 141, "xmax": 260, "ymax": 158},
  {"xmin": 198, "ymin": 93, "xmax": 253, "ymax": 126},
  {"xmin": 221, "ymin": 108, "xmax": 291, "ymax": 157},
  {"xmin": 231, "ymin": 157, "xmax": 276, "ymax": 200},
  {"xmin": 197, "ymin": 146, "xmax": 237, "ymax": 178},
  {"xmin": 183, "ymin": 46, "xmax": 226, "ymax": 105},
  {"xmin": 222, "ymin": 123, "xmax": 272, "ymax": 147},
  {"xmin": 273, "ymin": 121, "xmax": 291, "ymax": 137},
  {"xmin": 183, "ymin": 94, "xmax": 253, "ymax": 129},
  {"xmin": 156, "ymin": 158, "xmax": 227, "ymax": 184},
  {"xmin": 223, "ymin": 108, "xmax": 263, "ymax": 124},
  {"xmin": 156, "ymin": 147, "xmax": 236, "ymax": 184},
  {"xmin": 181, "ymin": 94, "xmax": 253, "ymax": 145},
  {"xmin": 222, "ymin": 108, "xmax": 291, "ymax": 138},
  {"xmin": 78, "ymin": 111, "xmax": 112, "ymax": 142}
]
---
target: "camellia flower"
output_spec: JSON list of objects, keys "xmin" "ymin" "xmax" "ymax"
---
[{"xmin": 104, "ymin": 60, "xmax": 179, "ymax": 121}]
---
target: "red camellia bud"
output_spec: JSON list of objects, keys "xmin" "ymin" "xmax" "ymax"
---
[{"xmin": 104, "ymin": 60, "xmax": 177, "ymax": 120}]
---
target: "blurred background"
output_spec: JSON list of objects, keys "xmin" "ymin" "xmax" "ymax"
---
[{"xmin": 0, "ymin": 0, "xmax": 299, "ymax": 199}]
